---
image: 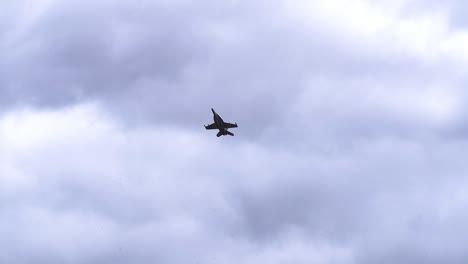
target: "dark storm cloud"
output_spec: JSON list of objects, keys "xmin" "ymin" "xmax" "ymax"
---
[
  {"xmin": 2, "ymin": 0, "xmax": 455, "ymax": 135},
  {"xmin": 1, "ymin": 0, "xmax": 208, "ymax": 106},
  {"xmin": 2, "ymin": 0, "xmax": 310, "ymax": 134}
]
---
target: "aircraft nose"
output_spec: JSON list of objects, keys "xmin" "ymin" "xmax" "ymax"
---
[{"xmin": 211, "ymin": 108, "xmax": 215, "ymax": 114}]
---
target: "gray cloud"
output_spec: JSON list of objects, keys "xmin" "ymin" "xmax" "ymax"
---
[
  {"xmin": 2, "ymin": 0, "xmax": 468, "ymax": 263},
  {"xmin": 4, "ymin": 0, "xmax": 453, "ymax": 134}
]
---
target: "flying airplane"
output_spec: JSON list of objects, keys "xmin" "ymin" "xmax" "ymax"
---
[{"xmin": 204, "ymin": 108, "xmax": 238, "ymax": 137}]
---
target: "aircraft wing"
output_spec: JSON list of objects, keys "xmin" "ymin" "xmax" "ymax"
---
[
  {"xmin": 205, "ymin": 123, "xmax": 218, "ymax": 130},
  {"xmin": 224, "ymin": 122, "xmax": 238, "ymax": 128}
]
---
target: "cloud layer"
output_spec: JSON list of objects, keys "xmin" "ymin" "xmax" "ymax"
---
[{"xmin": 2, "ymin": 0, "xmax": 468, "ymax": 263}]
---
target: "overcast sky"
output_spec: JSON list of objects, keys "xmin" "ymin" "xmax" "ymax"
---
[{"xmin": 2, "ymin": 0, "xmax": 468, "ymax": 263}]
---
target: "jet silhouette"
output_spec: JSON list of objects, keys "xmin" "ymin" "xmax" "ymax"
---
[{"xmin": 204, "ymin": 108, "xmax": 238, "ymax": 137}]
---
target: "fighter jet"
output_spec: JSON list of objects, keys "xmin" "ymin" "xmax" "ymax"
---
[{"xmin": 204, "ymin": 108, "xmax": 238, "ymax": 137}]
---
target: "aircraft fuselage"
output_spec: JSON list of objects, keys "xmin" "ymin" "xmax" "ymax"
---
[
  {"xmin": 212, "ymin": 109, "xmax": 231, "ymax": 135},
  {"xmin": 206, "ymin": 108, "xmax": 236, "ymax": 137},
  {"xmin": 212, "ymin": 109, "xmax": 225, "ymax": 130}
]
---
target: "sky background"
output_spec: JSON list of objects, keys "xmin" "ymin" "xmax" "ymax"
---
[{"xmin": 2, "ymin": 0, "xmax": 468, "ymax": 263}]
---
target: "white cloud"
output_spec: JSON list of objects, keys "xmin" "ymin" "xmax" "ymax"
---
[
  {"xmin": 283, "ymin": 0, "xmax": 468, "ymax": 65},
  {"xmin": 0, "ymin": 102, "xmax": 358, "ymax": 263}
]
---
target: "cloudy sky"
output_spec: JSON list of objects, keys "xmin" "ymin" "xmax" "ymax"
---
[{"xmin": 2, "ymin": 0, "xmax": 468, "ymax": 263}]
